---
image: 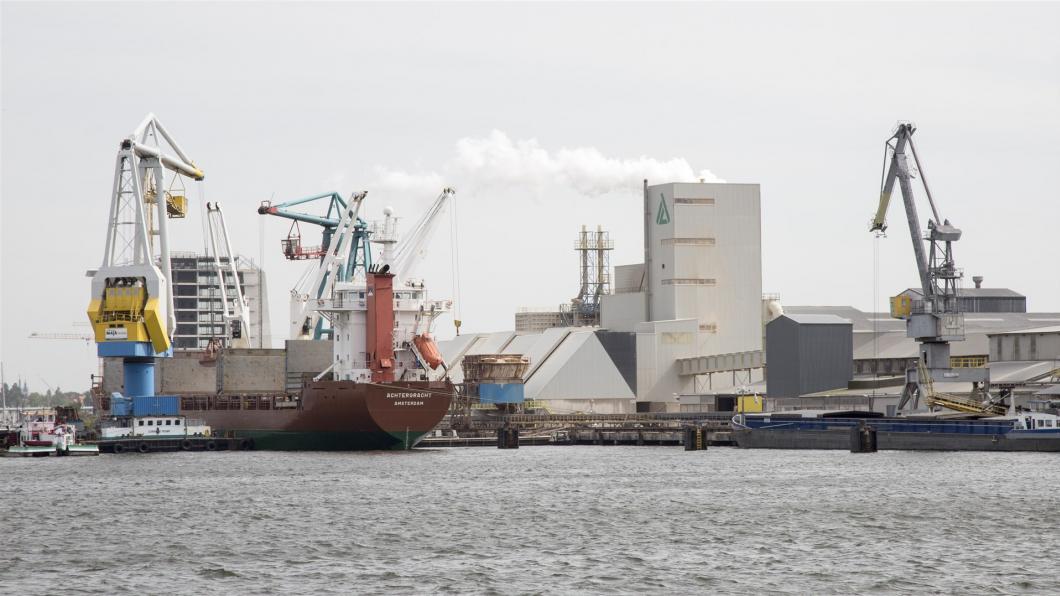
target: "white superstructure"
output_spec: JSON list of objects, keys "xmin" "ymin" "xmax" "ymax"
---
[{"xmin": 314, "ymin": 197, "xmax": 452, "ymax": 383}]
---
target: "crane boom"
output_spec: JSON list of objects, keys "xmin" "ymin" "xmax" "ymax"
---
[
  {"xmin": 205, "ymin": 203, "xmax": 252, "ymax": 348},
  {"xmin": 870, "ymin": 123, "xmax": 989, "ymax": 411},
  {"xmin": 391, "ymin": 188, "xmax": 455, "ymax": 280},
  {"xmin": 289, "ymin": 192, "xmax": 368, "ymax": 339}
]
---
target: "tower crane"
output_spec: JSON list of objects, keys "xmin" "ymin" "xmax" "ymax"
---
[
  {"xmin": 871, "ymin": 123, "xmax": 991, "ymax": 412},
  {"xmin": 204, "ymin": 202, "xmax": 252, "ymax": 348},
  {"xmin": 86, "ymin": 114, "xmax": 202, "ymax": 400}
]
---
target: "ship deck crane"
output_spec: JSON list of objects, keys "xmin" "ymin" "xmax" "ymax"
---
[
  {"xmin": 871, "ymin": 123, "xmax": 991, "ymax": 412},
  {"xmin": 205, "ymin": 202, "xmax": 252, "ymax": 348},
  {"xmin": 86, "ymin": 114, "xmax": 203, "ymax": 401},
  {"xmin": 261, "ymin": 188, "xmax": 456, "ymax": 340},
  {"xmin": 259, "ymin": 191, "xmax": 373, "ymax": 339}
]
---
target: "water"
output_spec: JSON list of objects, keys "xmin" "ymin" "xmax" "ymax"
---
[{"xmin": 3, "ymin": 446, "xmax": 1059, "ymax": 594}]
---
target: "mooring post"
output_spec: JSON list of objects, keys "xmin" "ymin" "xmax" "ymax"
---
[{"xmin": 850, "ymin": 420, "xmax": 878, "ymax": 453}]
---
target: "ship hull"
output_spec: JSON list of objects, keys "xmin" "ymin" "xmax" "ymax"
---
[{"xmin": 181, "ymin": 379, "xmax": 453, "ymax": 451}]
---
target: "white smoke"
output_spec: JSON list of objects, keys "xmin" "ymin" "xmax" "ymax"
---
[{"xmin": 372, "ymin": 130, "xmax": 722, "ymax": 196}]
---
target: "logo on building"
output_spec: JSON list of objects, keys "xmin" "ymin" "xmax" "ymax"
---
[{"xmin": 656, "ymin": 194, "xmax": 670, "ymax": 225}]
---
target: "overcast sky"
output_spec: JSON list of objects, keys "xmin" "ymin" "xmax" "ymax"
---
[{"xmin": 3, "ymin": 2, "xmax": 1059, "ymax": 391}]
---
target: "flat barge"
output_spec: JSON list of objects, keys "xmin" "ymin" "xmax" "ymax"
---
[{"xmin": 733, "ymin": 410, "xmax": 1060, "ymax": 452}]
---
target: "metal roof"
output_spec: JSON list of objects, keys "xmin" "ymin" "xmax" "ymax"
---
[
  {"xmin": 902, "ymin": 287, "xmax": 1025, "ymax": 298},
  {"xmin": 990, "ymin": 325, "xmax": 1060, "ymax": 336},
  {"xmin": 785, "ymin": 306, "xmax": 1060, "ymax": 335},
  {"xmin": 779, "ymin": 314, "xmax": 852, "ymax": 325}
]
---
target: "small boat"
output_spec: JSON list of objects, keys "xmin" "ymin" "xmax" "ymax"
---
[{"xmin": 6, "ymin": 414, "xmax": 100, "ymax": 457}]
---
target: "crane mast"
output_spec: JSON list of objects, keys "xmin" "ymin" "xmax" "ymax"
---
[{"xmin": 871, "ymin": 123, "xmax": 989, "ymax": 411}]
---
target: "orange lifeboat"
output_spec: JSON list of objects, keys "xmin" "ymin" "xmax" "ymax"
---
[{"xmin": 413, "ymin": 333, "xmax": 444, "ymax": 370}]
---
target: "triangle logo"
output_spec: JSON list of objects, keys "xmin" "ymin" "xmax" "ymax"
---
[{"xmin": 656, "ymin": 194, "xmax": 670, "ymax": 225}]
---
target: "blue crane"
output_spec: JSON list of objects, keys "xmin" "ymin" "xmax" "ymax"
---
[{"xmin": 258, "ymin": 191, "xmax": 373, "ymax": 339}]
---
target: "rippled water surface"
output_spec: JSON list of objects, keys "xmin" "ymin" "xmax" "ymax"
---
[{"xmin": 3, "ymin": 446, "xmax": 1060, "ymax": 594}]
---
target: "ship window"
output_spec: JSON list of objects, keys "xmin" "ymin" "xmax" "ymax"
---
[
  {"xmin": 138, "ymin": 420, "xmax": 144, "ymax": 426},
  {"xmin": 174, "ymin": 419, "xmax": 181, "ymax": 426},
  {"xmin": 148, "ymin": 420, "xmax": 154, "ymax": 426},
  {"xmin": 165, "ymin": 420, "xmax": 172, "ymax": 426}
]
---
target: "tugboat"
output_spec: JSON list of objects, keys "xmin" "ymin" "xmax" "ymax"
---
[{"xmin": 6, "ymin": 412, "xmax": 100, "ymax": 457}]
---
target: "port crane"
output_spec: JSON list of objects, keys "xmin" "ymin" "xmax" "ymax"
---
[
  {"xmin": 204, "ymin": 203, "xmax": 252, "ymax": 348},
  {"xmin": 871, "ymin": 123, "xmax": 992, "ymax": 412},
  {"xmin": 86, "ymin": 114, "xmax": 202, "ymax": 400}
]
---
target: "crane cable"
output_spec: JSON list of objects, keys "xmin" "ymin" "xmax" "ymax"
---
[{"xmin": 449, "ymin": 192, "xmax": 462, "ymax": 336}]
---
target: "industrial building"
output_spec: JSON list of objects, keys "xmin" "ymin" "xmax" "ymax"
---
[
  {"xmin": 170, "ymin": 251, "xmax": 271, "ymax": 350},
  {"xmin": 452, "ymin": 181, "xmax": 765, "ymax": 413}
]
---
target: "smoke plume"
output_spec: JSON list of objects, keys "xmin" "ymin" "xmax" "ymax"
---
[{"xmin": 373, "ymin": 130, "xmax": 722, "ymax": 196}]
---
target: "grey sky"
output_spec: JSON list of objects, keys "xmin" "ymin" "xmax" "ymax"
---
[{"xmin": 2, "ymin": 2, "xmax": 1058, "ymax": 391}]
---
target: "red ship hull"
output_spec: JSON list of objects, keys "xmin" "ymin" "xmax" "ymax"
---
[{"xmin": 180, "ymin": 379, "xmax": 453, "ymax": 451}]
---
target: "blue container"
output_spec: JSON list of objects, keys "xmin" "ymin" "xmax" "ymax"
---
[
  {"xmin": 479, "ymin": 383, "xmax": 525, "ymax": 405},
  {"xmin": 132, "ymin": 395, "xmax": 179, "ymax": 416}
]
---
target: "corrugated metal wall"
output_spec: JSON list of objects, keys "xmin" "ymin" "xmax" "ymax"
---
[{"xmin": 766, "ymin": 316, "xmax": 853, "ymax": 397}]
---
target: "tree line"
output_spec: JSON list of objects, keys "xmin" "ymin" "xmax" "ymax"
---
[{"xmin": 2, "ymin": 382, "xmax": 89, "ymax": 409}]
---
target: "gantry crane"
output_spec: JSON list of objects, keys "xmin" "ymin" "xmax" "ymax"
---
[
  {"xmin": 204, "ymin": 203, "xmax": 252, "ymax": 348},
  {"xmin": 871, "ymin": 123, "xmax": 991, "ymax": 412},
  {"xmin": 86, "ymin": 114, "xmax": 202, "ymax": 400}
]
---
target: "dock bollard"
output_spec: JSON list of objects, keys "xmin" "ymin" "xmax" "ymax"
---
[
  {"xmin": 497, "ymin": 425, "xmax": 519, "ymax": 449},
  {"xmin": 849, "ymin": 421, "xmax": 878, "ymax": 453}
]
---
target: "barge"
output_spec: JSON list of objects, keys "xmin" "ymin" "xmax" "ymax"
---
[{"xmin": 732, "ymin": 409, "xmax": 1060, "ymax": 452}]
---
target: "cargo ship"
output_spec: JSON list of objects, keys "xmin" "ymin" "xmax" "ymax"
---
[
  {"xmin": 173, "ymin": 267, "xmax": 454, "ymax": 450},
  {"xmin": 732, "ymin": 408, "xmax": 1060, "ymax": 452}
]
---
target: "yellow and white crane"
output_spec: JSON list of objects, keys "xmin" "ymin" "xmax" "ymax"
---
[{"xmin": 86, "ymin": 114, "xmax": 202, "ymax": 398}]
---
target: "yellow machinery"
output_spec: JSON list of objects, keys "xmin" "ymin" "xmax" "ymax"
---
[{"xmin": 87, "ymin": 280, "xmax": 170, "ymax": 354}]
